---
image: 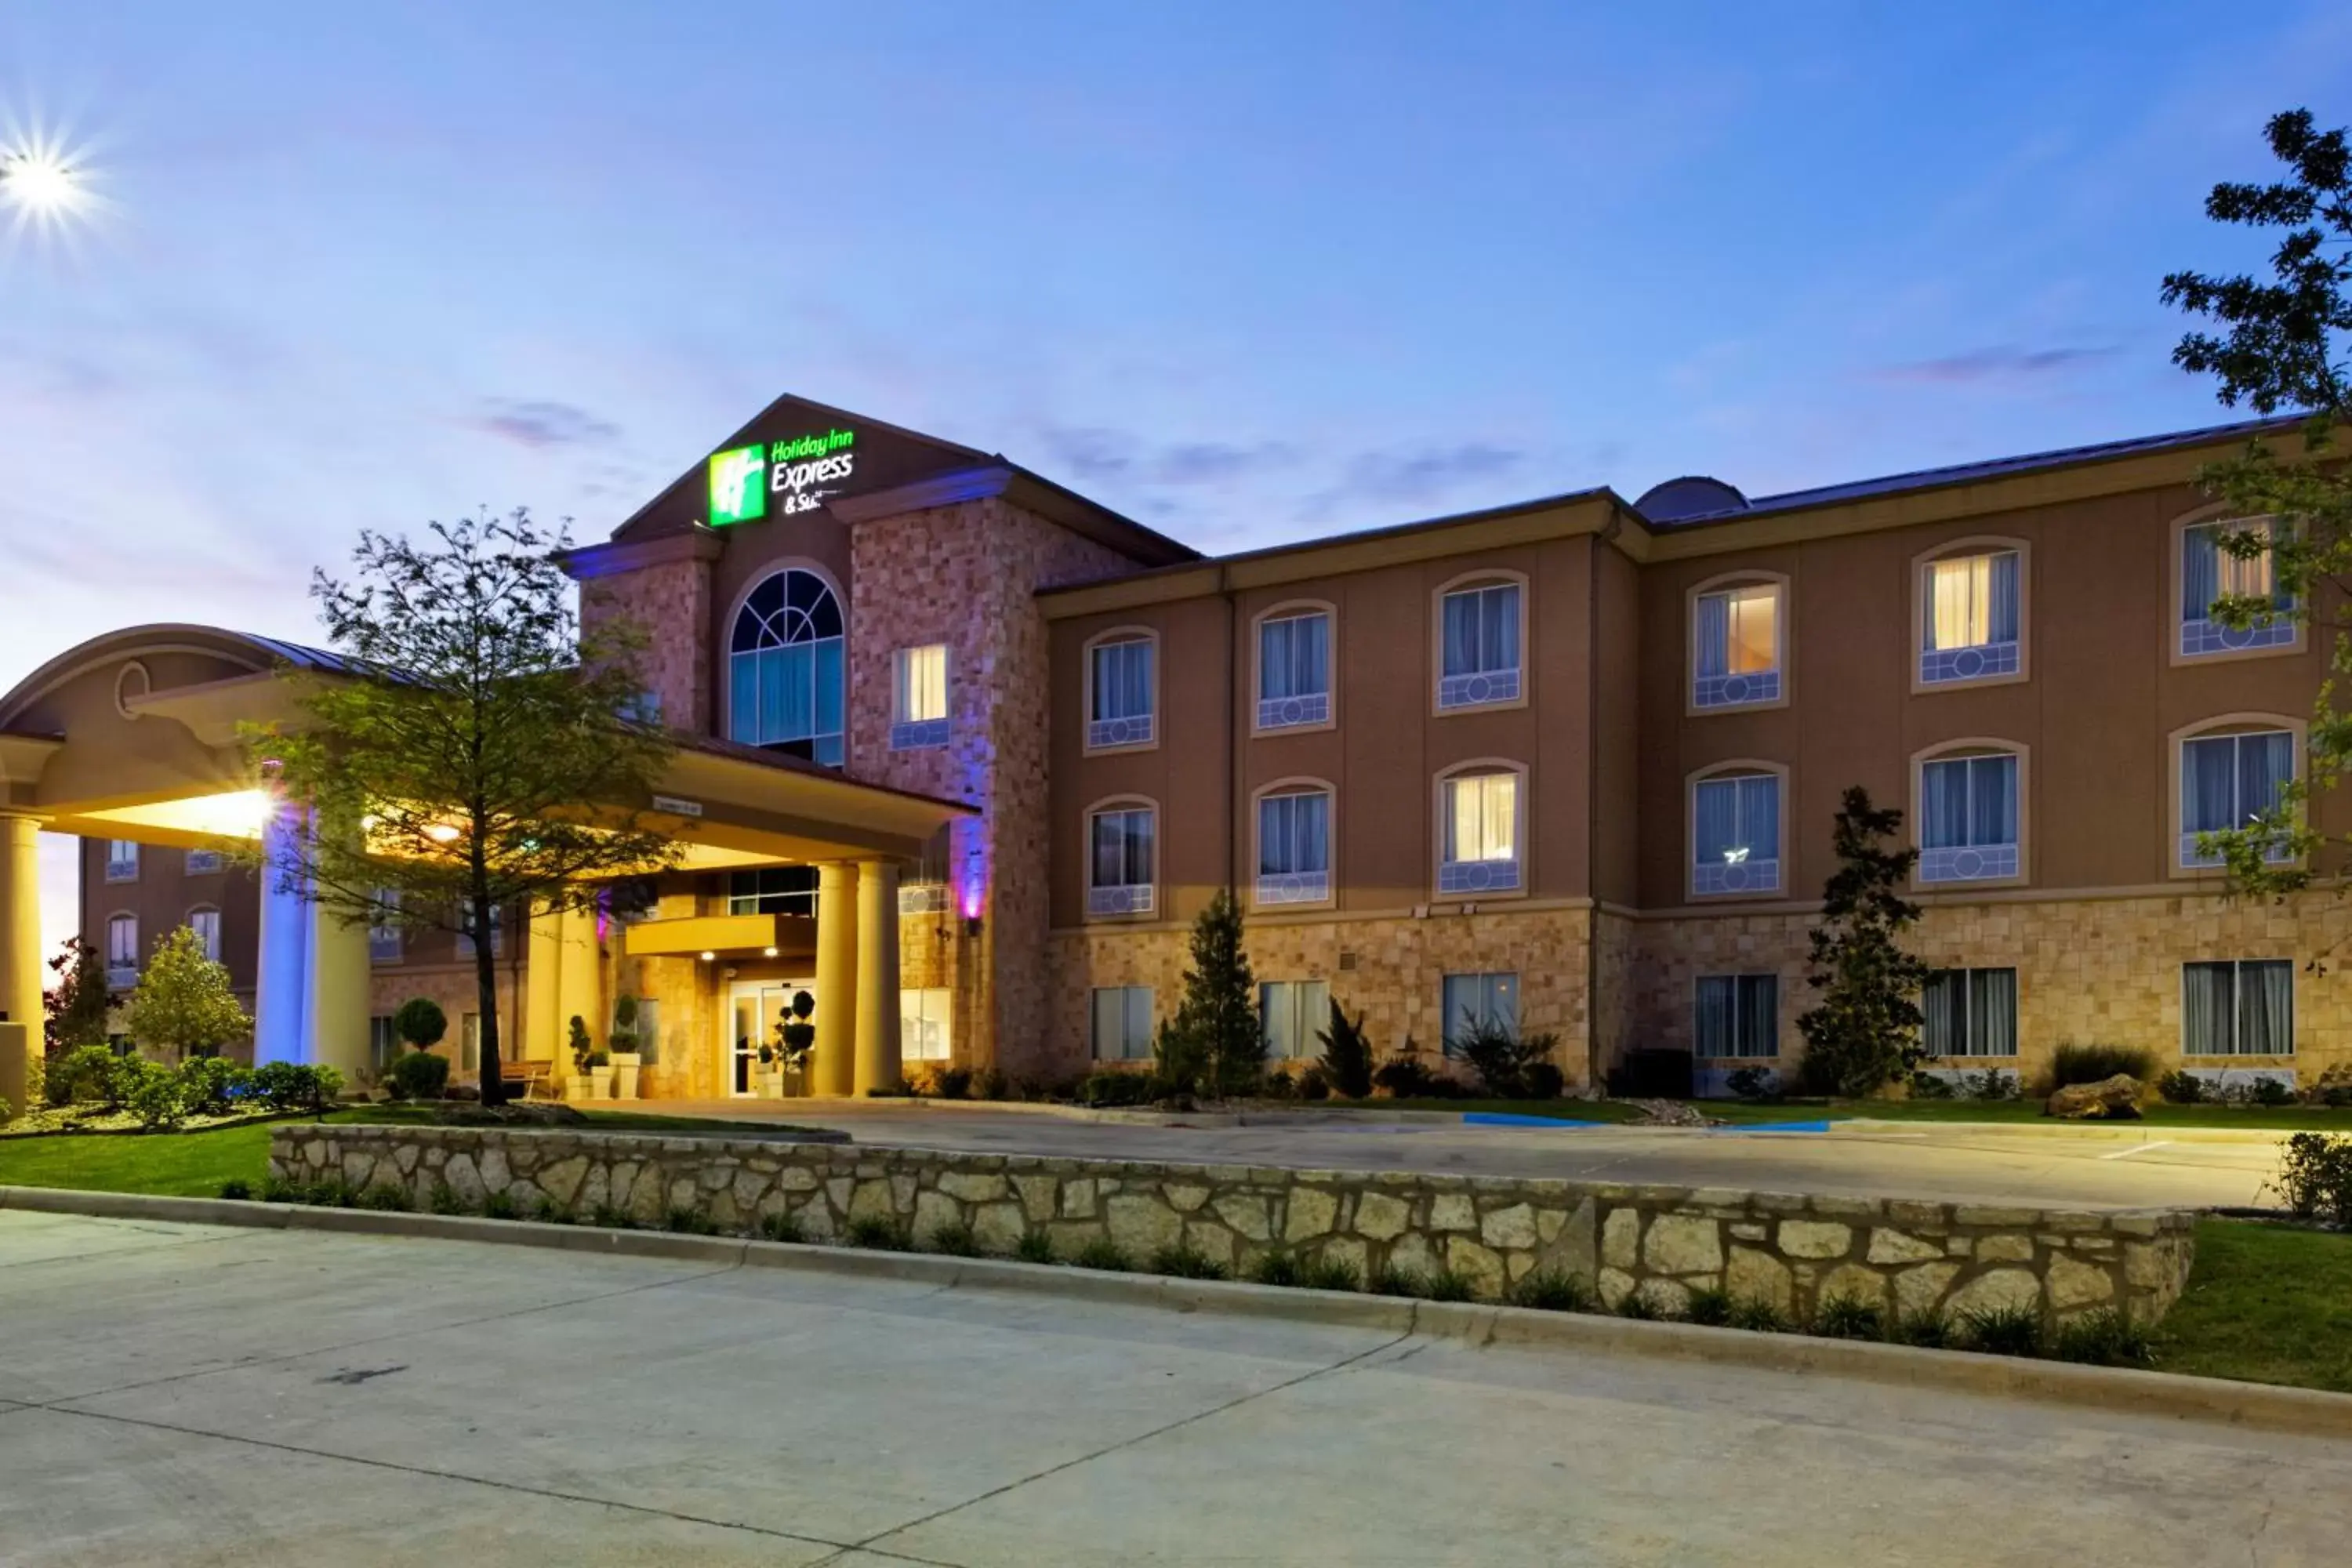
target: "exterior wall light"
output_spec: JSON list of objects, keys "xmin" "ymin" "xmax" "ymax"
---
[
  {"xmin": 699, "ymin": 949, "xmax": 716, "ymax": 961},
  {"xmin": 763, "ymin": 946, "xmax": 779, "ymax": 957}
]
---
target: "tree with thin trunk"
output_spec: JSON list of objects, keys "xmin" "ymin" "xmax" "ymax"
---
[
  {"xmin": 1168, "ymin": 887, "xmax": 1264, "ymax": 1099},
  {"xmin": 1796, "ymin": 787, "xmax": 1928, "ymax": 1098},
  {"xmin": 121, "ymin": 924, "xmax": 249, "ymax": 1063},
  {"xmin": 249, "ymin": 510, "xmax": 678, "ymax": 1105},
  {"xmin": 2162, "ymin": 108, "xmax": 2352, "ymax": 890}
]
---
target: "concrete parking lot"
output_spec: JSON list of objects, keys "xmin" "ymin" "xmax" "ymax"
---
[
  {"xmin": 3, "ymin": 1210, "xmax": 2342, "ymax": 1566},
  {"xmin": 657, "ymin": 1101, "xmax": 2283, "ymax": 1210}
]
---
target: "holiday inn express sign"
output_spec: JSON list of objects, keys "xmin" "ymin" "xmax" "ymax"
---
[{"xmin": 707, "ymin": 428, "xmax": 858, "ymax": 524}]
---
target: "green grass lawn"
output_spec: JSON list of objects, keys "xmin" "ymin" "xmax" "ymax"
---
[
  {"xmin": 2155, "ymin": 1220, "xmax": 2352, "ymax": 1393},
  {"xmin": 0, "ymin": 1116, "xmax": 289, "ymax": 1196}
]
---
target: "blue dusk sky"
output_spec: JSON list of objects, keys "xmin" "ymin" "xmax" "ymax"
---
[{"xmin": 3, "ymin": 2, "xmax": 2348, "ymax": 942}]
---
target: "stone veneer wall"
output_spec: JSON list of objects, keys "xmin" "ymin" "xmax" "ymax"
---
[
  {"xmin": 1631, "ymin": 891, "xmax": 2347, "ymax": 1086},
  {"xmin": 270, "ymin": 1124, "xmax": 2198, "ymax": 1327},
  {"xmin": 579, "ymin": 556, "xmax": 712, "ymax": 732},
  {"xmin": 1047, "ymin": 906, "xmax": 1599, "ymax": 1084}
]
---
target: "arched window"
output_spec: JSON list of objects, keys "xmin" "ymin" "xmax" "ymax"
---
[
  {"xmin": 1689, "ymin": 762, "xmax": 1786, "ymax": 898},
  {"xmin": 187, "ymin": 907, "xmax": 223, "ymax": 963},
  {"xmin": 2172, "ymin": 714, "xmax": 2303, "ymax": 873},
  {"xmin": 1913, "ymin": 741, "xmax": 2026, "ymax": 886},
  {"xmin": 728, "ymin": 568, "xmax": 845, "ymax": 766}
]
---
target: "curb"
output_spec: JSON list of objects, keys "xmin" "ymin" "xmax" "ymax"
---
[
  {"xmin": 9, "ymin": 1184, "xmax": 2349, "ymax": 1438},
  {"xmin": 1835, "ymin": 1119, "xmax": 2307, "ymax": 1145}
]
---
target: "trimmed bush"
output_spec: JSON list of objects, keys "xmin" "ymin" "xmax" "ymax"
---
[
  {"xmin": 1073, "ymin": 1071, "xmax": 1160, "ymax": 1109},
  {"xmin": 2157, "ymin": 1069, "xmax": 2205, "ymax": 1105},
  {"xmin": 120, "ymin": 1058, "xmax": 187, "ymax": 1131},
  {"xmin": 250, "ymin": 1061, "xmax": 342, "ymax": 1113},
  {"xmin": 2049, "ymin": 1043, "xmax": 2155, "ymax": 1090},
  {"xmin": 387, "ymin": 1050, "xmax": 452, "ymax": 1102},
  {"xmin": 50, "ymin": 1044, "xmax": 125, "ymax": 1109},
  {"xmin": 178, "ymin": 1056, "xmax": 249, "ymax": 1116}
]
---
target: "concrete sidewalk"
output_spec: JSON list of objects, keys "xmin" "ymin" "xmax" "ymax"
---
[
  {"xmin": 3, "ymin": 1211, "xmax": 2343, "ymax": 1566},
  {"xmin": 645, "ymin": 1099, "xmax": 2284, "ymax": 1210}
]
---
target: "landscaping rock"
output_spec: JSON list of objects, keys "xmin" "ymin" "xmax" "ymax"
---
[{"xmin": 2045, "ymin": 1074, "xmax": 2144, "ymax": 1120}]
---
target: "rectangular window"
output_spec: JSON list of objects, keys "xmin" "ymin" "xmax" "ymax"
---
[
  {"xmin": 1921, "ymin": 551, "xmax": 2021, "ymax": 684},
  {"xmin": 2180, "ymin": 730, "xmax": 2295, "ymax": 868},
  {"xmin": 105, "ymin": 914, "xmax": 140, "ymax": 983},
  {"xmin": 1439, "ymin": 772, "xmax": 1520, "ymax": 895},
  {"xmin": 1692, "ymin": 773, "xmax": 1781, "ymax": 896},
  {"xmin": 188, "ymin": 909, "xmax": 222, "ymax": 964},
  {"xmin": 368, "ymin": 1016, "xmax": 401, "ymax": 1073},
  {"xmin": 1919, "ymin": 753, "xmax": 2020, "ymax": 883},
  {"xmin": 1693, "ymin": 583, "xmax": 1781, "ymax": 708},
  {"xmin": 1259, "ymin": 979, "xmax": 1331, "ymax": 1062},
  {"xmin": 1440, "ymin": 971, "xmax": 1519, "ymax": 1057},
  {"xmin": 1922, "ymin": 968, "xmax": 2019, "ymax": 1057},
  {"xmin": 902, "ymin": 988, "xmax": 953, "ymax": 1062},
  {"xmin": 2183, "ymin": 960, "xmax": 2293, "ymax": 1056},
  {"xmin": 183, "ymin": 848, "xmax": 223, "ymax": 875},
  {"xmin": 457, "ymin": 902, "xmax": 503, "ymax": 959},
  {"xmin": 1088, "ymin": 638, "xmax": 1155, "ymax": 748},
  {"xmin": 1087, "ymin": 807, "xmax": 1156, "ymax": 916},
  {"xmin": 1256, "ymin": 790, "xmax": 1332, "ymax": 905},
  {"xmin": 368, "ymin": 889, "xmax": 403, "ymax": 962},
  {"xmin": 1258, "ymin": 612, "xmax": 1332, "ymax": 728},
  {"xmin": 105, "ymin": 840, "xmax": 139, "ymax": 883},
  {"xmin": 729, "ymin": 866, "xmax": 819, "ymax": 916},
  {"xmin": 891, "ymin": 644, "xmax": 950, "ymax": 750},
  {"xmin": 460, "ymin": 1014, "xmax": 481, "ymax": 1074},
  {"xmin": 1090, "ymin": 985, "xmax": 1155, "ymax": 1061},
  {"xmin": 1438, "ymin": 583, "xmax": 1522, "ymax": 709},
  {"xmin": 2182, "ymin": 519, "xmax": 2296, "ymax": 657},
  {"xmin": 625, "ymin": 997, "xmax": 661, "ymax": 1067},
  {"xmin": 1694, "ymin": 975, "xmax": 1778, "ymax": 1059}
]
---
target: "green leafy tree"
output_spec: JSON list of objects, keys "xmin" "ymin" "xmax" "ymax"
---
[
  {"xmin": 2162, "ymin": 109, "xmax": 2352, "ymax": 889},
  {"xmin": 42, "ymin": 935, "xmax": 111, "ymax": 1065},
  {"xmin": 120, "ymin": 925, "xmax": 250, "ymax": 1063},
  {"xmin": 1797, "ymin": 788, "xmax": 1929, "ymax": 1097},
  {"xmin": 393, "ymin": 996, "xmax": 448, "ymax": 1052},
  {"xmin": 252, "ymin": 510, "xmax": 679, "ymax": 1105},
  {"xmin": 1168, "ymin": 888, "xmax": 1263, "ymax": 1098}
]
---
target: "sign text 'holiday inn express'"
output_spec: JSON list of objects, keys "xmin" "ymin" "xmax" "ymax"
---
[{"xmin": 707, "ymin": 428, "xmax": 858, "ymax": 525}]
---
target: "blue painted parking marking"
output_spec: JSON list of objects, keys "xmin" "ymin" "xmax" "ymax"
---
[{"xmin": 1461, "ymin": 1112, "xmax": 1613, "ymax": 1129}]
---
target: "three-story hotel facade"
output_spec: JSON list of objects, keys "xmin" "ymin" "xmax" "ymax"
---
[{"xmin": 23, "ymin": 393, "xmax": 2346, "ymax": 1097}]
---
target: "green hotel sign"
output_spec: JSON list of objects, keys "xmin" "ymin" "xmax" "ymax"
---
[{"xmin": 706, "ymin": 427, "xmax": 858, "ymax": 525}]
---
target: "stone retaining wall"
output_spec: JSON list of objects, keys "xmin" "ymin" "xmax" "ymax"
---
[{"xmin": 270, "ymin": 1125, "xmax": 2199, "ymax": 1327}]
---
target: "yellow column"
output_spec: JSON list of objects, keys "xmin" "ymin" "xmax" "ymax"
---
[
  {"xmin": 854, "ymin": 860, "xmax": 902, "ymax": 1097},
  {"xmin": 554, "ymin": 903, "xmax": 600, "ymax": 1067},
  {"xmin": 524, "ymin": 900, "xmax": 563, "ymax": 1068},
  {"xmin": 309, "ymin": 906, "xmax": 372, "ymax": 1081},
  {"xmin": 814, "ymin": 862, "xmax": 858, "ymax": 1097},
  {"xmin": 0, "ymin": 815, "xmax": 41, "ymax": 1037}
]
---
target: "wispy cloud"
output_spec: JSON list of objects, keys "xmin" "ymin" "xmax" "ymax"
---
[
  {"xmin": 465, "ymin": 397, "xmax": 621, "ymax": 449},
  {"xmin": 1871, "ymin": 344, "xmax": 2121, "ymax": 385},
  {"xmin": 1038, "ymin": 426, "xmax": 1301, "ymax": 488},
  {"xmin": 1301, "ymin": 442, "xmax": 1525, "ymax": 521}
]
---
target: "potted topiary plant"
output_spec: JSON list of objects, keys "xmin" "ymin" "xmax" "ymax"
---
[
  {"xmin": 609, "ymin": 994, "xmax": 643, "ymax": 1100},
  {"xmin": 568, "ymin": 1014, "xmax": 612, "ymax": 1102},
  {"xmin": 778, "ymin": 990, "xmax": 817, "ymax": 1097},
  {"xmin": 754, "ymin": 1038, "xmax": 782, "ymax": 1098}
]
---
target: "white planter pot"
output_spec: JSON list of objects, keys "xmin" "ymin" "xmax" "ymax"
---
[
  {"xmin": 612, "ymin": 1052, "xmax": 641, "ymax": 1100},
  {"xmin": 757, "ymin": 1071, "xmax": 783, "ymax": 1100},
  {"xmin": 590, "ymin": 1065, "xmax": 614, "ymax": 1100},
  {"xmin": 563, "ymin": 1078, "xmax": 590, "ymax": 1105}
]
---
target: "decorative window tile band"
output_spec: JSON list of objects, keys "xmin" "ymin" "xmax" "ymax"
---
[
  {"xmin": 898, "ymin": 883, "xmax": 950, "ymax": 916},
  {"xmin": 1087, "ymin": 884, "xmax": 1155, "ymax": 917},
  {"xmin": 270, "ymin": 1126, "xmax": 2202, "ymax": 1328},
  {"xmin": 1919, "ymin": 844, "xmax": 2019, "ymax": 883},
  {"xmin": 1920, "ymin": 640, "xmax": 2020, "ymax": 685},
  {"xmin": 2177, "ymin": 833, "xmax": 2296, "ymax": 869},
  {"xmin": 1693, "ymin": 670, "xmax": 1780, "ymax": 710},
  {"xmin": 1693, "ymin": 858, "xmax": 1780, "ymax": 897},
  {"xmin": 1438, "ymin": 858, "xmax": 1522, "ymax": 897},
  {"xmin": 1087, "ymin": 715, "xmax": 1154, "ymax": 750},
  {"xmin": 1438, "ymin": 669, "xmax": 1521, "ymax": 710},
  {"xmin": 1256, "ymin": 692, "xmax": 1330, "ymax": 730},
  {"xmin": 2181, "ymin": 617, "xmax": 2295, "ymax": 658},
  {"xmin": 889, "ymin": 718, "xmax": 950, "ymax": 751},
  {"xmin": 1255, "ymin": 870, "xmax": 1331, "ymax": 906}
]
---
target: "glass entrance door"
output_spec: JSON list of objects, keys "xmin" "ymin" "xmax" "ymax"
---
[{"xmin": 727, "ymin": 981, "xmax": 815, "ymax": 1096}]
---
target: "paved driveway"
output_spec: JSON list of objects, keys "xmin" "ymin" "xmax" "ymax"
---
[
  {"xmin": 3, "ymin": 1210, "xmax": 2340, "ymax": 1566},
  {"xmin": 655, "ymin": 1102, "xmax": 2281, "ymax": 1210}
]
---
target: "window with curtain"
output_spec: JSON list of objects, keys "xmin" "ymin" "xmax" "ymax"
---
[
  {"xmin": 1694, "ymin": 975, "xmax": 1778, "ymax": 1058},
  {"xmin": 1257, "ymin": 789, "xmax": 1332, "ymax": 905},
  {"xmin": 1692, "ymin": 772, "xmax": 1781, "ymax": 895},
  {"xmin": 728, "ymin": 569, "xmax": 846, "ymax": 766},
  {"xmin": 902, "ymin": 988, "xmax": 953, "ymax": 1062},
  {"xmin": 1260, "ymin": 979, "xmax": 1330, "ymax": 1061},
  {"xmin": 2181, "ymin": 519, "xmax": 2296, "ymax": 657},
  {"xmin": 627, "ymin": 997, "xmax": 662, "ymax": 1067},
  {"xmin": 1088, "ymin": 637, "xmax": 1155, "ymax": 747},
  {"xmin": 187, "ymin": 908, "xmax": 222, "ymax": 964},
  {"xmin": 1919, "ymin": 752, "xmax": 2020, "ymax": 883},
  {"xmin": 1438, "ymin": 583, "xmax": 1522, "ymax": 709},
  {"xmin": 1087, "ymin": 806, "xmax": 1156, "ymax": 916},
  {"xmin": 184, "ymin": 848, "xmax": 223, "ymax": 874},
  {"xmin": 890, "ymin": 644, "xmax": 949, "ymax": 750},
  {"xmin": 2180, "ymin": 728, "xmax": 2296, "ymax": 868},
  {"xmin": 1440, "ymin": 771, "xmax": 1520, "ymax": 895},
  {"xmin": 460, "ymin": 1013, "xmax": 481, "ymax": 1074},
  {"xmin": 368, "ymin": 888, "xmax": 403, "ymax": 962},
  {"xmin": 1922, "ymin": 968, "xmax": 2018, "ymax": 1057},
  {"xmin": 458, "ymin": 902, "xmax": 503, "ymax": 958},
  {"xmin": 1921, "ymin": 550, "xmax": 2021, "ymax": 684},
  {"xmin": 1258, "ymin": 611, "xmax": 1332, "ymax": 728},
  {"xmin": 1693, "ymin": 583, "xmax": 1781, "ymax": 708},
  {"xmin": 105, "ymin": 913, "xmax": 139, "ymax": 979},
  {"xmin": 729, "ymin": 866, "xmax": 818, "ymax": 916},
  {"xmin": 105, "ymin": 840, "xmax": 138, "ymax": 882},
  {"xmin": 2183, "ymin": 960, "xmax": 2293, "ymax": 1055},
  {"xmin": 1441, "ymin": 971, "xmax": 1519, "ymax": 1056},
  {"xmin": 1091, "ymin": 985, "xmax": 1155, "ymax": 1061},
  {"xmin": 368, "ymin": 1016, "xmax": 401, "ymax": 1072}
]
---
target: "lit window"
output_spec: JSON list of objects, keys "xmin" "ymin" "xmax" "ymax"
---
[
  {"xmin": 1087, "ymin": 806, "xmax": 1156, "ymax": 916},
  {"xmin": 1258, "ymin": 612, "xmax": 1331, "ymax": 729},
  {"xmin": 1440, "ymin": 971, "xmax": 1518, "ymax": 1057},
  {"xmin": 1438, "ymin": 584, "xmax": 1521, "ymax": 710},
  {"xmin": 368, "ymin": 889, "xmax": 403, "ymax": 961},
  {"xmin": 1439, "ymin": 771, "xmax": 1519, "ymax": 896},
  {"xmin": 1692, "ymin": 772, "xmax": 1780, "ymax": 896},
  {"xmin": 2180, "ymin": 729, "xmax": 2295, "ymax": 869},
  {"xmin": 105, "ymin": 840, "xmax": 139, "ymax": 883},
  {"xmin": 728, "ymin": 569, "xmax": 846, "ymax": 767},
  {"xmin": 187, "ymin": 909, "xmax": 222, "ymax": 964},
  {"xmin": 1921, "ymin": 551, "xmax": 2020, "ymax": 684},
  {"xmin": 458, "ymin": 902, "xmax": 503, "ymax": 959},
  {"xmin": 1695, "ymin": 975, "xmax": 1777, "ymax": 1058},
  {"xmin": 891, "ymin": 644, "xmax": 949, "ymax": 750},
  {"xmin": 368, "ymin": 1016, "xmax": 401, "ymax": 1072},
  {"xmin": 729, "ymin": 867, "xmax": 818, "ymax": 916},
  {"xmin": 1091, "ymin": 985, "xmax": 1155, "ymax": 1061},
  {"xmin": 1693, "ymin": 583, "xmax": 1780, "ymax": 709},
  {"xmin": 1088, "ymin": 637, "xmax": 1155, "ymax": 749},
  {"xmin": 105, "ymin": 913, "xmax": 140, "ymax": 980},
  {"xmin": 1919, "ymin": 753, "xmax": 2019, "ymax": 883},
  {"xmin": 901, "ymin": 988, "xmax": 953, "ymax": 1062},
  {"xmin": 1257, "ymin": 789, "xmax": 1332, "ymax": 906},
  {"xmin": 1922, "ymin": 968, "xmax": 2017, "ymax": 1057},
  {"xmin": 2183, "ymin": 960, "xmax": 2292, "ymax": 1056},
  {"xmin": 2182, "ymin": 519, "xmax": 2295, "ymax": 657},
  {"xmin": 460, "ymin": 1013, "xmax": 481, "ymax": 1073},
  {"xmin": 1259, "ymin": 979, "xmax": 1330, "ymax": 1061}
]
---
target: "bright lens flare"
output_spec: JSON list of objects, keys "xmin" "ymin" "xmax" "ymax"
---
[
  {"xmin": 0, "ymin": 121, "xmax": 105, "ymax": 248},
  {"xmin": 2, "ymin": 149, "xmax": 77, "ymax": 213}
]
